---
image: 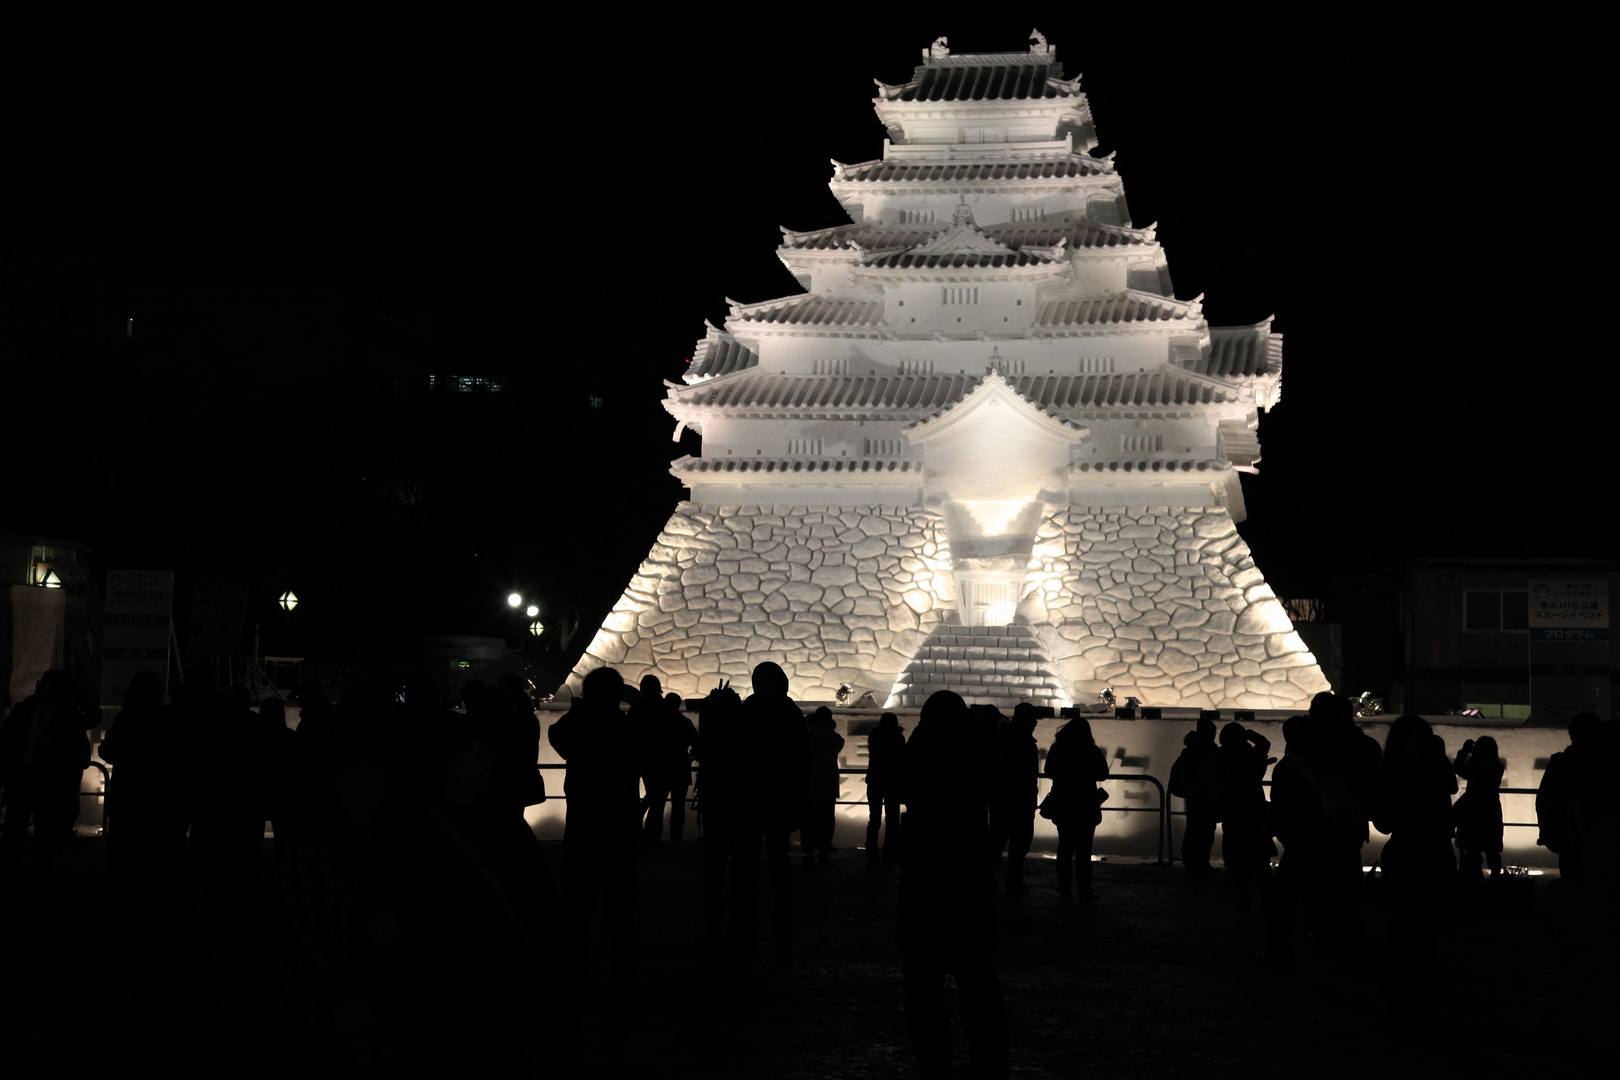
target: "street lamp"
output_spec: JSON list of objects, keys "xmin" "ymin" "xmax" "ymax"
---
[
  {"xmin": 529, "ymin": 620, "xmax": 545, "ymax": 636},
  {"xmin": 507, "ymin": 592, "xmax": 522, "ymax": 608},
  {"xmin": 525, "ymin": 604, "xmax": 539, "ymax": 618},
  {"xmin": 279, "ymin": 590, "xmax": 299, "ymax": 611}
]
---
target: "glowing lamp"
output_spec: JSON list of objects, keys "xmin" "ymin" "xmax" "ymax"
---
[
  {"xmin": 529, "ymin": 620, "xmax": 545, "ymax": 636},
  {"xmin": 279, "ymin": 590, "xmax": 298, "ymax": 611},
  {"xmin": 38, "ymin": 568, "xmax": 63, "ymax": 588},
  {"xmin": 507, "ymin": 593, "xmax": 522, "ymax": 608},
  {"xmin": 525, "ymin": 604, "xmax": 539, "ymax": 618}
]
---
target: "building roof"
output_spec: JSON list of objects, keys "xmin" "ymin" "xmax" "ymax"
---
[
  {"xmin": 862, "ymin": 250, "xmax": 1057, "ymax": 270},
  {"xmin": 831, "ymin": 156, "xmax": 1113, "ymax": 184},
  {"xmin": 666, "ymin": 366, "xmax": 1243, "ymax": 417},
  {"xmin": 1199, "ymin": 320, "xmax": 1281, "ymax": 379},
  {"xmin": 1072, "ymin": 457, "xmax": 1233, "ymax": 474},
  {"xmin": 1035, "ymin": 291, "xmax": 1200, "ymax": 328},
  {"xmin": 904, "ymin": 369, "xmax": 1088, "ymax": 442},
  {"xmin": 857, "ymin": 210, "xmax": 1063, "ymax": 271},
  {"xmin": 727, "ymin": 294, "xmax": 886, "ymax": 330},
  {"xmin": 780, "ymin": 219, "xmax": 1157, "ymax": 255},
  {"xmin": 684, "ymin": 325, "xmax": 759, "ymax": 382},
  {"xmin": 878, "ymin": 61, "xmax": 1079, "ymax": 103},
  {"xmin": 671, "ymin": 455, "xmax": 923, "ymax": 479}
]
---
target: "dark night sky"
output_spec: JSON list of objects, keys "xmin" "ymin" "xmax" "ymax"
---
[{"xmin": 6, "ymin": 15, "xmax": 1611, "ymax": 660}]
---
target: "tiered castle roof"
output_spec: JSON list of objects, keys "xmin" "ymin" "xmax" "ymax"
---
[{"xmin": 668, "ymin": 31, "xmax": 1287, "ymax": 505}]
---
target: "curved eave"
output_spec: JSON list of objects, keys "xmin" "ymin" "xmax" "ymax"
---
[
  {"xmin": 829, "ymin": 173, "xmax": 1121, "ymax": 197},
  {"xmin": 672, "ymin": 455, "xmax": 924, "ymax": 482},
  {"xmin": 1070, "ymin": 458, "xmax": 1234, "ymax": 476},
  {"xmin": 851, "ymin": 264, "xmax": 1069, "ymax": 285}
]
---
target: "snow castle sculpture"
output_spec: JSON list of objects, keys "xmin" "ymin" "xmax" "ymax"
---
[{"xmin": 570, "ymin": 32, "xmax": 1330, "ymax": 710}]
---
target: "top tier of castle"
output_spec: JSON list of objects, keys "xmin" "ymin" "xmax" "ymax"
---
[{"xmin": 663, "ymin": 33, "xmax": 1283, "ymax": 521}]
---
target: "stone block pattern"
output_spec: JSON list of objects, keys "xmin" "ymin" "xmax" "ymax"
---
[
  {"xmin": 1019, "ymin": 506, "xmax": 1330, "ymax": 710},
  {"xmin": 570, "ymin": 503, "xmax": 956, "ymax": 700}
]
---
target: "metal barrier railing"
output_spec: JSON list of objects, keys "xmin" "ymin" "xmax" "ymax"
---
[
  {"xmin": 1163, "ymin": 781, "xmax": 1549, "ymax": 867},
  {"xmin": 538, "ymin": 763, "xmax": 1170, "ymax": 864}
]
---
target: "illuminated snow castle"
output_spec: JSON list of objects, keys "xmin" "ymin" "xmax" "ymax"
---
[{"xmin": 572, "ymin": 32, "xmax": 1329, "ymax": 710}]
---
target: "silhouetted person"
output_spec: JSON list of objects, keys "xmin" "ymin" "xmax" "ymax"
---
[
  {"xmin": 1213, "ymin": 721, "xmax": 1276, "ymax": 912},
  {"xmin": 188, "ymin": 685, "xmax": 265, "ymax": 899},
  {"xmin": 1262, "ymin": 714, "xmax": 1356, "ymax": 966},
  {"xmin": 630, "ymin": 676, "xmax": 697, "ymax": 845},
  {"xmin": 864, "ymin": 712, "xmax": 905, "ymax": 865},
  {"xmin": 1313, "ymin": 691, "xmax": 1382, "ymax": 936},
  {"xmin": 1453, "ymin": 735, "xmax": 1505, "ymax": 881},
  {"xmin": 989, "ymin": 703, "xmax": 1040, "ymax": 894},
  {"xmin": 1043, "ymin": 717, "xmax": 1109, "ymax": 901},
  {"xmin": 1170, "ymin": 717, "xmax": 1219, "ymax": 875},
  {"xmin": 277, "ymin": 756, "xmax": 396, "ymax": 1066},
  {"xmin": 802, "ymin": 706, "xmax": 845, "ymax": 862},
  {"xmin": 496, "ymin": 673, "xmax": 548, "ymax": 816},
  {"xmin": 1537, "ymin": 712, "xmax": 1604, "ymax": 882},
  {"xmin": 660, "ymin": 692, "xmax": 697, "ymax": 842},
  {"xmin": 98, "ymin": 670, "xmax": 187, "ymax": 904},
  {"xmin": 294, "ymin": 678, "xmax": 342, "ymax": 804},
  {"xmin": 898, "ymin": 690, "xmax": 1008, "ymax": 1080},
  {"xmin": 470, "ymin": 684, "xmax": 544, "ymax": 821},
  {"xmin": 691, "ymin": 663, "xmax": 808, "ymax": 962},
  {"xmin": 548, "ymin": 665, "xmax": 640, "ymax": 994},
  {"xmin": 1372, "ymin": 715, "xmax": 1456, "ymax": 1032},
  {"xmin": 2, "ymin": 670, "xmax": 99, "ymax": 878},
  {"xmin": 692, "ymin": 679, "xmax": 745, "ymax": 945},
  {"xmin": 395, "ymin": 711, "xmax": 555, "ymax": 1065}
]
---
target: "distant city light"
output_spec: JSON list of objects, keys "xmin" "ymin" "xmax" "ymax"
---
[
  {"xmin": 279, "ymin": 590, "xmax": 298, "ymax": 611},
  {"xmin": 507, "ymin": 593, "xmax": 522, "ymax": 608}
]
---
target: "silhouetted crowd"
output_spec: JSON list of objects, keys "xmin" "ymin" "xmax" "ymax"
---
[{"xmin": 2, "ymin": 665, "xmax": 1616, "ymax": 1076}]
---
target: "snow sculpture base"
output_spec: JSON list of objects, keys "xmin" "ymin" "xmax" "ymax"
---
[
  {"xmin": 570, "ymin": 503, "xmax": 956, "ymax": 701},
  {"xmin": 570, "ymin": 502, "xmax": 1329, "ymax": 711}
]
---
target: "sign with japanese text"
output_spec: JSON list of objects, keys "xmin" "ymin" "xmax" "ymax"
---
[{"xmin": 1528, "ymin": 578, "xmax": 1610, "ymax": 726}]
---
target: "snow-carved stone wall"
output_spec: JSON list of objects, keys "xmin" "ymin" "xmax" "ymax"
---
[
  {"xmin": 571, "ymin": 502, "xmax": 1329, "ymax": 709},
  {"xmin": 1020, "ymin": 506, "xmax": 1330, "ymax": 710},
  {"xmin": 570, "ymin": 503, "xmax": 956, "ymax": 700}
]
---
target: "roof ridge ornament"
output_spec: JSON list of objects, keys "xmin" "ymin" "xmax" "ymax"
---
[
  {"xmin": 1029, "ymin": 28, "xmax": 1051, "ymax": 57},
  {"xmin": 925, "ymin": 36, "xmax": 949, "ymax": 61}
]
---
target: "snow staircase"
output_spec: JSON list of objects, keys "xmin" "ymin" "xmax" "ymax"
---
[{"xmin": 888, "ymin": 623, "xmax": 1067, "ymax": 710}]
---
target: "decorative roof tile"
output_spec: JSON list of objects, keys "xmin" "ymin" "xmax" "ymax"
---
[
  {"xmin": 1072, "ymin": 458, "xmax": 1232, "ymax": 473},
  {"xmin": 671, "ymin": 455, "xmax": 921, "ymax": 477},
  {"xmin": 668, "ymin": 368, "xmax": 1240, "ymax": 415},
  {"xmin": 728, "ymin": 295, "xmax": 885, "ymax": 328},
  {"xmin": 833, "ymin": 157, "xmax": 1112, "ymax": 183},
  {"xmin": 1198, "ymin": 321, "xmax": 1280, "ymax": 379},
  {"xmin": 862, "ymin": 250, "xmax": 1055, "ymax": 269},
  {"xmin": 1035, "ymin": 292, "xmax": 1199, "ymax": 327},
  {"xmin": 781, "ymin": 219, "xmax": 1154, "ymax": 254},
  {"xmin": 880, "ymin": 63, "xmax": 1078, "ymax": 103},
  {"xmin": 684, "ymin": 324, "xmax": 759, "ymax": 382}
]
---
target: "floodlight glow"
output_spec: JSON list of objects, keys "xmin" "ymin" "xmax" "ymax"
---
[
  {"xmin": 507, "ymin": 593, "xmax": 522, "ymax": 608},
  {"xmin": 526, "ymin": 604, "xmax": 539, "ymax": 618},
  {"xmin": 279, "ymin": 590, "xmax": 298, "ymax": 611}
]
